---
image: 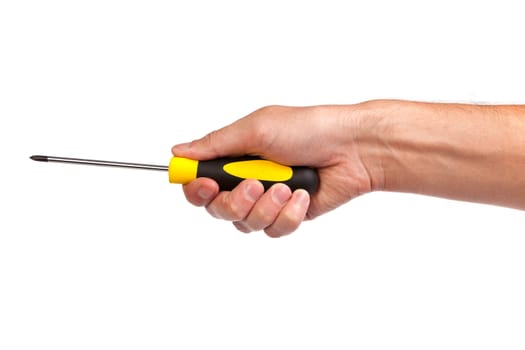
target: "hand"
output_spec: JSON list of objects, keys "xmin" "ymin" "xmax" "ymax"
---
[
  {"xmin": 172, "ymin": 104, "xmax": 376, "ymax": 237},
  {"xmin": 172, "ymin": 100, "xmax": 525, "ymax": 237}
]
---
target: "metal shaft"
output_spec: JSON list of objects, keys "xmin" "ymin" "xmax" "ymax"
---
[{"xmin": 30, "ymin": 155, "xmax": 168, "ymax": 171}]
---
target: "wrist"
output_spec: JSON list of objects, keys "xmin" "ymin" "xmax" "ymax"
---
[
  {"xmin": 345, "ymin": 99, "xmax": 396, "ymax": 192},
  {"xmin": 351, "ymin": 99, "xmax": 449, "ymax": 194}
]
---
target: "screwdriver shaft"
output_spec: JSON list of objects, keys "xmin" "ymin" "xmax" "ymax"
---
[{"xmin": 30, "ymin": 155, "xmax": 168, "ymax": 171}]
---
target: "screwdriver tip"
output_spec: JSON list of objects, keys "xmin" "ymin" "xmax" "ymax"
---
[{"xmin": 30, "ymin": 155, "xmax": 48, "ymax": 162}]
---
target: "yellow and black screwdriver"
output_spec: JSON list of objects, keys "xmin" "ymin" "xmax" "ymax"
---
[{"xmin": 30, "ymin": 155, "xmax": 320, "ymax": 194}]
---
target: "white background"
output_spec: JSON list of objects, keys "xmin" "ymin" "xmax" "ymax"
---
[{"xmin": 1, "ymin": 1, "xmax": 524, "ymax": 349}]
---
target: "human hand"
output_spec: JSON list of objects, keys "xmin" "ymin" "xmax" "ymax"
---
[{"xmin": 172, "ymin": 104, "xmax": 377, "ymax": 237}]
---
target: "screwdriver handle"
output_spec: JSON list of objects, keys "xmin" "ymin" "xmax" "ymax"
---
[{"xmin": 168, "ymin": 156, "xmax": 319, "ymax": 194}]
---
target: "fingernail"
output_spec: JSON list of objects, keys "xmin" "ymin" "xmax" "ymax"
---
[
  {"xmin": 294, "ymin": 190, "xmax": 310, "ymax": 208},
  {"xmin": 272, "ymin": 184, "xmax": 290, "ymax": 205},
  {"xmin": 198, "ymin": 186, "xmax": 214, "ymax": 200},
  {"xmin": 244, "ymin": 183, "xmax": 260, "ymax": 203}
]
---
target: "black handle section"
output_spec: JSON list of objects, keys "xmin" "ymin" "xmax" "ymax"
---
[{"xmin": 196, "ymin": 156, "xmax": 319, "ymax": 194}]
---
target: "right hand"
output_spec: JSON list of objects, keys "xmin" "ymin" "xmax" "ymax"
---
[{"xmin": 171, "ymin": 104, "xmax": 377, "ymax": 237}]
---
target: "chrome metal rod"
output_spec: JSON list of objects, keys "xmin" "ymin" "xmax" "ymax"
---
[{"xmin": 30, "ymin": 155, "xmax": 168, "ymax": 171}]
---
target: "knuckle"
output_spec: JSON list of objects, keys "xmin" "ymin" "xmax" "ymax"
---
[
  {"xmin": 248, "ymin": 105, "xmax": 292, "ymax": 151},
  {"xmin": 255, "ymin": 104, "xmax": 282, "ymax": 115},
  {"xmin": 221, "ymin": 192, "xmax": 248, "ymax": 221},
  {"xmin": 205, "ymin": 204, "xmax": 222, "ymax": 219},
  {"xmin": 282, "ymin": 208, "xmax": 302, "ymax": 226},
  {"xmin": 228, "ymin": 202, "xmax": 247, "ymax": 221},
  {"xmin": 255, "ymin": 207, "xmax": 276, "ymax": 226},
  {"xmin": 200, "ymin": 129, "xmax": 222, "ymax": 155}
]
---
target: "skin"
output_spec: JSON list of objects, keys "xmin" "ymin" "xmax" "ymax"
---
[{"xmin": 172, "ymin": 100, "xmax": 525, "ymax": 237}]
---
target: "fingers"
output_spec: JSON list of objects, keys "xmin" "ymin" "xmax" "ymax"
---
[
  {"xmin": 182, "ymin": 179, "xmax": 310, "ymax": 238},
  {"xmin": 182, "ymin": 177, "xmax": 220, "ymax": 206},
  {"xmin": 206, "ymin": 180, "xmax": 265, "ymax": 221},
  {"xmin": 238, "ymin": 188, "xmax": 310, "ymax": 238},
  {"xmin": 233, "ymin": 183, "xmax": 292, "ymax": 232}
]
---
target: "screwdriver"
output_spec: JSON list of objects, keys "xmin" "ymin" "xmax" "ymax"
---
[{"xmin": 30, "ymin": 155, "xmax": 320, "ymax": 194}]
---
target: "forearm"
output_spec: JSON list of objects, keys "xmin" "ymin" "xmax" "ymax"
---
[{"xmin": 357, "ymin": 100, "xmax": 525, "ymax": 210}]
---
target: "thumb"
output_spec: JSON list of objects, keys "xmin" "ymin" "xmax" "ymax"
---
[{"xmin": 171, "ymin": 118, "xmax": 262, "ymax": 161}]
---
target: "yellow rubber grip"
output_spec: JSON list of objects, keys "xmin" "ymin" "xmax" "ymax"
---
[
  {"xmin": 168, "ymin": 157, "xmax": 198, "ymax": 184},
  {"xmin": 223, "ymin": 159, "xmax": 293, "ymax": 182}
]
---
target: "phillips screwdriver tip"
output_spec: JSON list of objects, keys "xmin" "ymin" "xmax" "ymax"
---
[{"xmin": 30, "ymin": 155, "xmax": 48, "ymax": 162}]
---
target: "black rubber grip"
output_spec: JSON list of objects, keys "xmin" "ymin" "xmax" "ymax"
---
[{"xmin": 196, "ymin": 156, "xmax": 319, "ymax": 194}]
